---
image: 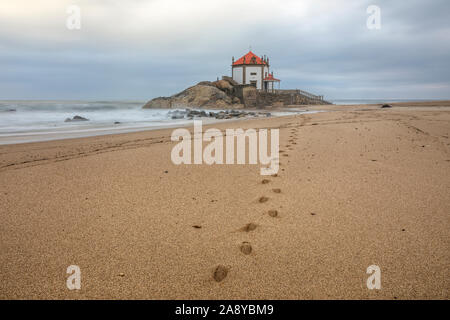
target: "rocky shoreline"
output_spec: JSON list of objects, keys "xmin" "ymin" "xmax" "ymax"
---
[
  {"xmin": 169, "ymin": 109, "xmax": 271, "ymax": 120},
  {"xmin": 143, "ymin": 77, "xmax": 331, "ymax": 110},
  {"xmin": 143, "ymin": 79, "xmax": 242, "ymax": 110}
]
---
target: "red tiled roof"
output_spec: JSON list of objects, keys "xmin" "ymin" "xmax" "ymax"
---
[
  {"xmin": 264, "ymin": 73, "xmax": 280, "ymax": 81},
  {"xmin": 233, "ymin": 51, "xmax": 266, "ymax": 66}
]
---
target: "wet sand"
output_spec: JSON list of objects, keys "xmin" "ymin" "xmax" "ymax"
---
[{"xmin": 0, "ymin": 101, "xmax": 449, "ymax": 299}]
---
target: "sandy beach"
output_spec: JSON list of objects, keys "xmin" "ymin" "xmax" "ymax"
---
[{"xmin": 0, "ymin": 101, "xmax": 449, "ymax": 299}]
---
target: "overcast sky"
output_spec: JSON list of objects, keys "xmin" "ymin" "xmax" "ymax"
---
[{"xmin": 1, "ymin": 0, "xmax": 449, "ymax": 100}]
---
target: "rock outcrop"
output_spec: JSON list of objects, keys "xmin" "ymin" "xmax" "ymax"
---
[
  {"xmin": 167, "ymin": 109, "xmax": 270, "ymax": 120},
  {"xmin": 144, "ymin": 97, "xmax": 172, "ymax": 109},
  {"xmin": 142, "ymin": 77, "xmax": 331, "ymax": 109},
  {"xmin": 143, "ymin": 79, "xmax": 242, "ymax": 109}
]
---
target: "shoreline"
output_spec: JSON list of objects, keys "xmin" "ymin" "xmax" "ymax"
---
[
  {"xmin": 3, "ymin": 99, "xmax": 449, "ymax": 146},
  {"xmin": 0, "ymin": 101, "xmax": 449, "ymax": 299},
  {"xmin": 0, "ymin": 109, "xmax": 319, "ymax": 146}
]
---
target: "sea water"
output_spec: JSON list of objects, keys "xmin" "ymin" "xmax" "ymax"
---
[
  {"xmin": 0, "ymin": 100, "xmax": 313, "ymax": 145},
  {"xmin": 0, "ymin": 100, "xmax": 186, "ymax": 133}
]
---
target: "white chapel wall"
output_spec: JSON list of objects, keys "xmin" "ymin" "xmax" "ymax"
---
[
  {"xmin": 245, "ymin": 66, "xmax": 262, "ymax": 89},
  {"xmin": 232, "ymin": 67, "xmax": 243, "ymax": 84}
]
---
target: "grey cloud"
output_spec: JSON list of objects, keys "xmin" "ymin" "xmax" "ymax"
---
[{"xmin": 0, "ymin": 0, "xmax": 449, "ymax": 100}]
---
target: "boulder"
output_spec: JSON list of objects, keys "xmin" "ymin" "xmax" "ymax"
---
[
  {"xmin": 174, "ymin": 85, "xmax": 232, "ymax": 107},
  {"xmin": 381, "ymin": 104, "xmax": 393, "ymax": 108},
  {"xmin": 143, "ymin": 97, "xmax": 171, "ymax": 109},
  {"xmin": 196, "ymin": 81, "xmax": 215, "ymax": 87},
  {"xmin": 212, "ymin": 80, "xmax": 233, "ymax": 93},
  {"xmin": 210, "ymin": 99, "xmax": 233, "ymax": 109},
  {"xmin": 144, "ymin": 84, "xmax": 234, "ymax": 109},
  {"xmin": 168, "ymin": 110, "xmax": 187, "ymax": 119},
  {"xmin": 186, "ymin": 109, "xmax": 209, "ymax": 118},
  {"xmin": 65, "ymin": 115, "xmax": 89, "ymax": 122},
  {"xmin": 222, "ymin": 77, "xmax": 239, "ymax": 86}
]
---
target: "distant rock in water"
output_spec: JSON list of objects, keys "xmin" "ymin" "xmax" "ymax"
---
[
  {"xmin": 65, "ymin": 115, "xmax": 89, "ymax": 122},
  {"xmin": 381, "ymin": 104, "xmax": 393, "ymax": 108},
  {"xmin": 1, "ymin": 108, "xmax": 16, "ymax": 112},
  {"xmin": 169, "ymin": 110, "xmax": 186, "ymax": 119}
]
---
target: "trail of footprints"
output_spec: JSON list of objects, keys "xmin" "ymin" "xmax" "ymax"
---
[{"xmin": 213, "ymin": 120, "xmax": 303, "ymax": 282}]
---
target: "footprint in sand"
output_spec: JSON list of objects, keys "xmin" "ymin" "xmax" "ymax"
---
[
  {"xmin": 271, "ymin": 174, "xmax": 278, "ymax": 177},
  {"xmin": 213, "ymin": 265, "xmax": 228, "ymax": 282},
  {"xmin": 272, "ymin": 188, "xmax": 281, "ymax": 194},
  {"xmin": 268, "ymin": 209, "xmax": 278, "ymax": 217},
  {"xmin": 259, "ymin": 196, "xmax": 269, "ymax": 203},
  {"xmin": 283, "ymin": 154, "xmax": 289, "ymax": 157},
  {"xmin": 261, "ymin": 179, "xmax": 270, "ymax": 184},
  {"xmin": 241, "ymin": 223, "xmax": 257, "ymax": 232},
  {"xmin": 240, "ymin": 242, "xmax": 252, "ymax": 255}
]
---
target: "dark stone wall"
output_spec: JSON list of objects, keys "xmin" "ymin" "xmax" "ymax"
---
[
  {"xmin": 256, "ymin": 92, "xmax": 329, "ymax": 108},
  {"xmin": 229, "ymin": 83, "xmax": 330, "ymax": 108}
]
